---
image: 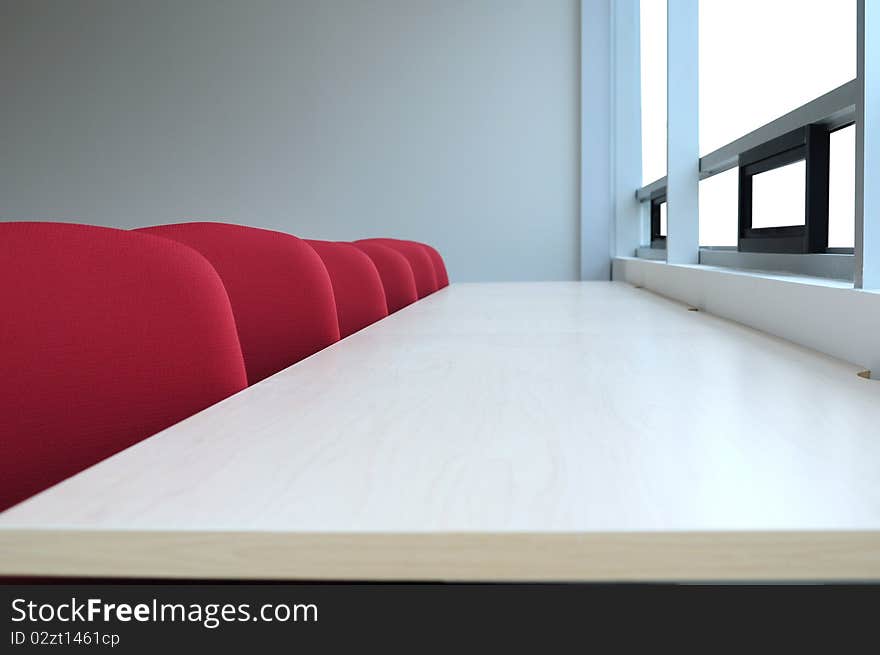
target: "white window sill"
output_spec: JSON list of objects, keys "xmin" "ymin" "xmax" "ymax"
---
[
  {"xmin": 612, "ymin": 255, "xmax": 880, "ymax": 373},
  {"xmin": 634, "ymin": 247, "xmax": 855, "ymax": 283}
]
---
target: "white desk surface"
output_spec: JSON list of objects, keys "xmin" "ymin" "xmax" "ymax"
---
[{"xmin": 2, "ymin": 282, "xmax": 879, "ymax": 581}]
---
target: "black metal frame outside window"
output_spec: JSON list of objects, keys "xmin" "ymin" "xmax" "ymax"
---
[
  {"xmin": 650, "ymin": 194, "xmax": 667, "ymax": 249},
  {"xmin": 737, "ymin": 125, "xmax": 830, "ymax": 254}
]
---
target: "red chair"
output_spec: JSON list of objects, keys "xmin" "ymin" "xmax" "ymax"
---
[
  {"xmin": 352, "ymin": 241, "xmax": 419, "ymax": 313},
  {"xmin": 138, "ymin": 223, "xmax": 339, "ymax": 385},
  {"xmin": 0, "ymin": 222, "xmax": 247, "ymax": 511},
  {"xmin": 417, "ymin": 242, "xmax": 449, "ymax": 288},
  {"xmin": 306, "ymin": 240, "xmax": 388, "ymax": 338},
  {"xmin": 357, "ymin": 238, "xmax": 438, "ymax": 298}
]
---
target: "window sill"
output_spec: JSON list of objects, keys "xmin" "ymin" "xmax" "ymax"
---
[
  {"xmin": 635, "ymin": 246, "xmax": 667, "ymax": 261},
  {"xmin": 634, "ymin": 247, "xmax": 855, "ymax": 282},
  {"xmin": 669, "ymin": 261, "xmax": 854, "ymax": 289},
  {"xmin": 612, "ymin": 255, "xmax": 880, "ymax": 376}
]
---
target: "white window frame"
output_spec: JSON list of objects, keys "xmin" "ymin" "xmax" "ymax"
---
[
  {"xmin": 612, "ymin": 0, "xmax": 876, "ymax": 287},
  {"xmin": 578, "ymin": 0, "xmax": 880, "ymax": 374}
]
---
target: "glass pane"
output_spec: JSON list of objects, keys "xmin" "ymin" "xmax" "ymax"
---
[
  {"xmin": 828, "ymin": 125, "xmax": 855, "ymax": 248},
  {"xmin": 640, "ymin": 0, "xmax": 666, "ymax": 184},
  {"xmin": 751, "ymin": 160, "xmax": 806, "ymax": 229},
  {"xmin": 700, "ymin": 0, "xmax": 856, "ymax": 155},
  {"xmin": 659, "ymin": 201, "xmax": 667, "ymax": 236},
  {"xmin": 699, "ymin": 168, "xmax": 738, "ymax": 246}
]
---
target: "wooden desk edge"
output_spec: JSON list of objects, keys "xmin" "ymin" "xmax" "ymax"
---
[{"xmin": 1, "ymin": 530, "xmax": 879, "ymax": 581}]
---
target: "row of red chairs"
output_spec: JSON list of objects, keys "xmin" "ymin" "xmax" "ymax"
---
[{"xmin": 0, "ymin": 221, "xmax": 448, "ymax": 511}]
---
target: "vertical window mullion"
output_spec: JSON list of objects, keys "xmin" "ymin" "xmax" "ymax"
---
[
  {"xmin": 855, "ymin": 0, "xmax": 880, "ymax": 289},
  {"xmin": 665, "ymin": 0, "xmax": 700, "ymax": 264}
]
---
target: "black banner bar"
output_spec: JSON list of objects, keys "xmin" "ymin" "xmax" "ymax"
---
[{"xmin": 2, "ymin": 583, "xmax": 877, "ymax": 651}]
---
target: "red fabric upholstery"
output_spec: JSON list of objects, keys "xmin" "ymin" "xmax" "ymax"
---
[
  {"xmin": 352, "ymin": 241, "xmax": 419, "ymax": 314},
  {"xmin": 415, "ymin": 242, "xmax": 449, "ymax": 288},
  {"xmin": 305, "ymin": 240, "xmax": 388, "ymax": 338},
  {"xmin": 0, "ymin": 222, "xmax": 247, "ymax": 511},
  {"xmin": 138, "ymin": 223, "xmax": 339, "ymax": 385},
  {"xmin": 357, "ymin": 238, "xmax": 438, "ymax": 298}
]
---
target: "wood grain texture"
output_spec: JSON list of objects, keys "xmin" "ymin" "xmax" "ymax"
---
[
  {"xmin": 2, "ymin": 531, "xmax": 879, "ymax": 581},
  {"xmin": 2, "ymin": 282, "xmax": 880, "ymax": 580}
]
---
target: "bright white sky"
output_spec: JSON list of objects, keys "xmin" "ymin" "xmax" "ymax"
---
[
  {"xmin": 640, "ymin": 0, "xmax": 856, "ymax": 247},
  {"xmin": 752, "ymin": 161, "xmax": 806, "ymax": 229}
]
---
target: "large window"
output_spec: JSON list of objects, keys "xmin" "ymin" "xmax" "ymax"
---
[
  {"xmin": 638, "ymin": 0, "xmax": 857, "ymax": 266},
  {"xmin": 699, "ymin": 0, "xmax": 856, "ymax": 155},
  {"xmin": 640, "ymin": 0, "xmax": 666, "ymax": 185}
]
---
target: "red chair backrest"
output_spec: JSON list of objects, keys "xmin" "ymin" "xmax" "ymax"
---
[
  {"xmin": 0, "ymin": 222, "xmax": 248, "ymax": 511},
  {"xmin": 352, "ymin": 241, "xmax": 419, "ymax": 313},
  {"xmin": 417, "ymin": 242, "xmax": 449, "ymax": 288},
  {"xmin": 357, "ymin": 238, "xmax": 438, "ymax": 298},
  {"xmin": 306, "ymin": 240, "xmax": 388, "ymax": 338},
  {"xmin": 138, "ymin": 223, "xmax": 339, "ymax": 384}
]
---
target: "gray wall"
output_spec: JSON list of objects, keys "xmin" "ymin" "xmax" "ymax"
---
[{"xmin": 0, "ymin": 0, "xmax": 580, "ymax": 282}]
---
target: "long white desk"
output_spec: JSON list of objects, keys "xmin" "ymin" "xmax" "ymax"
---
[{"xmin": 2, "ymin": 282, "xmax": 879, "ymax": 581}]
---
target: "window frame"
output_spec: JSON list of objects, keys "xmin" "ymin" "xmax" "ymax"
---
[
  {"xmin": 737, "ymin": 125, "xmax": 830, "ymax": 254},
  {"xmin": 650, "ymin": 194, "xmax": 667, "ymax": 249},
  {"xmin": 629, "ymin": 4, "xmax": 867, "ymax": 283},
  {"xmin": 826, "ymin": 122, "xmax": 858, "ymax": 253}
]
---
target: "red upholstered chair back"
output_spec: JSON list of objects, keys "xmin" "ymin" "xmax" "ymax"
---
[
  {"xmin": 305, "ymin": 240, "xmax": 388, "ymax": 338},
  {"xmin": 138, "ymin": 223, "xmax": 339, "ymax": 385},
  {"xmin": 417, "ymin": 242, "xmax": 449, "ymax": 288},
  {"xmin": 352, "ymin": 241, "xmax": 419, "ymax": 313},
  {"xmin": 0, "ymin": 222, "xmax": 248, "ymax": 511},
  {"xmin": 357, "ymin": 238, "xmax": 438, "ymax": 298}
]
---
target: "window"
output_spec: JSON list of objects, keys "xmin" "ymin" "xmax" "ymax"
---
[
  {"xmin": 751, "ymin": 161, "xmax": 806, "ymax": 229},
  {"xmin": 650, "ymin": 196, "xmax": 667, "ymax": 248},
  {"xmin": 828, "ymin": 125, "xmax": 856, "ymax": 249},
  {"xmin": 699, "ymin": 168, "xmax": 738, "ymax": 247},
  {"xmin": 635, "ymin": 0, "xmax": 858, "ymax": 275},
  {"xmin": 699, "ymin": 0, "xmax": 856, "ymax": 155},
  {"xmin": 640, "ymin": 0, "xmax": 666, "ymax": 185},
  {"xmin": 737, "ymin": 126, "xmax": 829, "ymax": 253}
]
